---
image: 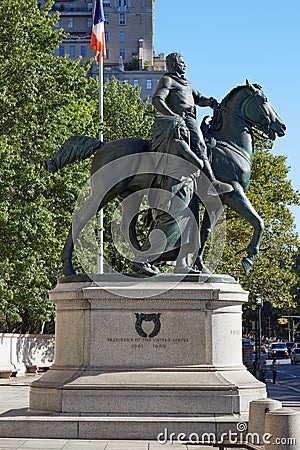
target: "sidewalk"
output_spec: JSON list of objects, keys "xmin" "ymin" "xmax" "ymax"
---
[
  {"xmin": 0, "ymin": 375, "xmax": 213, "ymax": 450},
  {"xmin": 0, "ymin": 439, "xmax": 211, "ymax": 449}
]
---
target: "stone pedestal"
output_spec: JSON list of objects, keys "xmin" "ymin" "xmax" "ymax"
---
[
  {"xmin": 248, "ymin": 398, "xmax": 282, "ymax": 441},
  {"xmin": 265, "ymin": 408, "xmax": 300, "ymax": 450},
  {"xmin": 29, "ymin": 274, "xmax": 266, "ymax": 439}
]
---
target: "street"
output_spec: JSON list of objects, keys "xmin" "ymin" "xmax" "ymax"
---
[{"xmin": 263, "ymin": 357, "xmax": 300, "ymax": 408}]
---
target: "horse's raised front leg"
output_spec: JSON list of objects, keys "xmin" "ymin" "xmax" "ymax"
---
[
  {"xmin": 224, "ymin": 185, "xmax": 264, "ymax": 274},
  {"xmin": 194, "ymin": 204, "xmax": 224, "ymax": 273}
]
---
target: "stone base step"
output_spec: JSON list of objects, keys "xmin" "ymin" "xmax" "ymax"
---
[{"xmin": 0, "ymin": 414, "xmax": 248, "ymax": 441}]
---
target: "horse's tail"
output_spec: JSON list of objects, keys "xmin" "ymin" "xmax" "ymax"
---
[{"xmin": 42, "ymin": 135, "xmax": 103, "ymax": 173}]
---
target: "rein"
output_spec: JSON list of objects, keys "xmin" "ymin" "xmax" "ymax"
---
[
  {"xmin": 219, "ymin": 93, "xmax": 271, "ymax": 139},
  {"xmin": 219, "ymin": 104, "xmax": 251, "ymax": 127}
]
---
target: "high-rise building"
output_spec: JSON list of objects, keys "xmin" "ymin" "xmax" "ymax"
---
[{"xmin": 49, "ymin": 0, "xmax": 165, "ymax": 99}]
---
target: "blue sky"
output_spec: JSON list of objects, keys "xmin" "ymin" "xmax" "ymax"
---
[{"xmin": 153, "ymin": 0, "xmax": 300, "ymax": 235}]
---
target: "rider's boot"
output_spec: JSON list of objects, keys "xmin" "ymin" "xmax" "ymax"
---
[
  {"xmin": 201, "ymin": 158, "xmax": 233, "ymax": 196},
  {"xmin": 131, "ymin": 260, "xmax": 159, "ymax": 276}
]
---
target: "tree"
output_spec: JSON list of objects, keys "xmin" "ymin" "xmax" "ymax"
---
[
  {"xmin": 1, "ymin": 2, "xmax": 298, "ymax": 334},
  {"xmin": 291, "ymin": 251, "xmax": 300, "ymax": 308},
  {"xmin": 101, "ymin": 78, "xmax": 156, "ymax": 272},
  {"xmin": 213, "ymin": 137, "xmax": 300, "ymax": 310},
  {"xmin": 0, "ymin": 2, "xmax": 156, "ymax": 332},
  {"xmin": 103, "ymin": 77, "xmax": 155, "ymax": 141},
  {"xmin": 0, "ymin": 0, "xmax": 99, "ymax": 332},
  {"xmin": 124, "ymin": 56, "xmax": 139, "ymax": 71}
]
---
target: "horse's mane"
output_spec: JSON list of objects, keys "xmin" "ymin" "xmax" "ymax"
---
[
  {"xmin": 221, "ymin": 83, "xmax": 262, "ymax": 108},
  {"xmin": 210, "ymin": 83, "xmax": 262, "ymax": 132},
  {"xmin": 221, "ymin": 85, "xmax": 245, "ymax": 108}
]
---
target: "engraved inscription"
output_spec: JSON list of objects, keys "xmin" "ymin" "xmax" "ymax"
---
[{"xmin": 106, "ymin": 336, "xmax": 190, "ymax": 350}]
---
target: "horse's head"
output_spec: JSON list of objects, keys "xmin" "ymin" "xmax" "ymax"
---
[
  {"xmin": 216, "ymin": 80, "xmax": 286, "ymax": 141},
  {"xmin": 241, "ymin": 80, "xmax": 286, "ymax": 140}
]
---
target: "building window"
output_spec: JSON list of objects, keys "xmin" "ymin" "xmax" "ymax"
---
[
  {"xmin": 106, "ymin": 48, "xmax": 109, "ymax": 59},
  {"xmin": 69, "ymin": 45, "xmax": 75, "ymax": 57},
  {"xmin": 81, "ymin": 46, "xmax": 86, "ymax": 57},
  {"xmin": 67, "ymin": 18, "xmax": 73, "ymax": 28},
  {"xmin": 59, "ymin": 45, "xmax": 65, "ymax": 56},
  {"xmin": 120, "ymin": 31, "xmax": 125, "ymax": 42},
  {"xmin": 68, "ymin": 3, "xmax": 74, "ymax": 10},
  {"xmin": 87, "ymin": 2, "xmax": 93, "ymax": 11},
  {"xmin": 120, "ymin": 49, "xmax": 125, "ymax": 59},
  {"xmin": 105, "ymin": 32, "xmax": 109, "ymax": 42},
  {"xmin": 104, "ymin": 14, "xmax": 109, "ymax": 23},
  {"xmin": 133, "ymin": 79, "xmax": 139, "ymax": 87},
  {"xmin": 103, "ymin": 0, "xmax": 111, "ymax": 6},
  {"xmin": 87, "ymin": 17, "xmax": 92, "ymax": 28},
  {"xmin": 124, "ymin": 79, "xmax": 129, "ymax": 84},
  {"xmin": 146, "ymin": 79, "xmax": 152, "ymax": 90},
  {"xmin": 119, "ymin": 13, "xmax": 126, "ymax": 25},
  {"xmin": 118, "ymin": 0, "xmax": 127, "ymax": 6}
]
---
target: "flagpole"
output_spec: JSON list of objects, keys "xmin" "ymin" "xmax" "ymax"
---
[
  {"xmin": 90, "ymin": 0, "xmax": 105, "ymax": 274},
  {"xmin": 97, "ymin": 53, "xmax": 104, "ymax": 274}
]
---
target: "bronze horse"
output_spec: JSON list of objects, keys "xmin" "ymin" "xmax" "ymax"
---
[
  {"xmin": 195, "ymin": 80, "xmax": 285, "ymax": 273},
  {"xmin": 43, "ymin": 81, "xmax": 286, "ymax": 276}
]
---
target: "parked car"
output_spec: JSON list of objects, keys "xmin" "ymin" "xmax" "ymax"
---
[
  {"xmin": 268, "ymin": 342, "xmax": 289, "ymax": 359},
  {"xmin": 290, "ymin": 348, "xmax": 300, "ymax": 364},
  {"xmin": 253, "ymin": 343, "xmax": 267, "ymax": 354}
]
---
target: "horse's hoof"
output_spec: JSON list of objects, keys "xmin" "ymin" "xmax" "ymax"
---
[
  {"xmin": 131, "ymin": 261, "xmax": 157, "ymax": 276},
  {"xmin": 194, "ymin": 258, "xmax": 211, "ymax": 274},
  {"xmin": 242, "ymin": 256, "xmax": 254, "ymax": 274},
  {"xmin": 194, "ymin": 257, "xmax": 202, "ymax": 270},
  {"xmin": 207, "ymin": 180, "xmax": 234, "ymax": 196},
  {"xmin": 174, "ymin": 266, "xmax": 200, "ymax": 274},
  {"xmin": 150, "ymin": 264, "xmax": 161, "ymax": 274}
]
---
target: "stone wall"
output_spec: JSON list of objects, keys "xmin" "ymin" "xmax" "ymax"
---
[{"xmin": 0, "ymin": 333, "xmax": 55, "ymax": 377}]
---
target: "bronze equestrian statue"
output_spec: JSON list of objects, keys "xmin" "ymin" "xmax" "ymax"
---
[{"xmin": 43, "ymin": 80, "xmax": 286, "ymax": 277}]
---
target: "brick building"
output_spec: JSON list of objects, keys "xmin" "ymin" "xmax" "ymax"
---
[{"xmin": 48, "ymin": 0, "xmax": 165, "ymax": 99}]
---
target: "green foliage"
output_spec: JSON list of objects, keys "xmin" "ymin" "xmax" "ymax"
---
[
  {"xmin": 0, "ymin": 3, "xmax": 156, "ymax": 332},
  {"xmin": 124, "ymin": 56, "xmax": 139, "ymax": 71},
  {"xmin": 289, "ymin": 250, "xmax": 300, "ymax": 317},
  {"xmin": 103, "ymin": 77, "xmax": 155, "ymax": 141},
  {"xmin": 143, "ymin": 60, "xmax": 153, "ymax": 71},
  {"xmin": 213, "ymin": 138, "xmax": 300, "ymax": 310},
  {"xmin": 1, "ymin": 1, "xmax": 298, "ymax": 334},
  {"xmin": 101, "ymin": 78, "xmax": 156, "ymax": 272},
  {"xmin": 0, "ymin": 0, "xmax": 99, "ymax": 332}
]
